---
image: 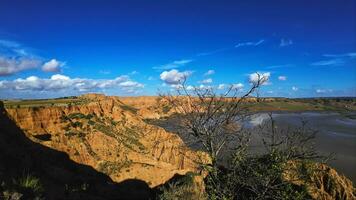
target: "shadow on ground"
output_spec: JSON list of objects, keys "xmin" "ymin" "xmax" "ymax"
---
[{"xmin": 0, "ymin": 101, "xmax": 154, "ymax": 200}]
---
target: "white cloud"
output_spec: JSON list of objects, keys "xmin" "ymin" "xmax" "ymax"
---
[
  {"xmin": 153, "ymin": 59, "xmax": 192, "ymax": 70},
  {"xmin": 204, "ymin": 69, "xmax": 215, "ymax": 76},
  {"xmin": 232, "ymin": 83, "xmax": 244, "ymax": 90},
  {"xmin": 42, "ymin": 59, "xmax": 65, "ymax": 72},
  {"xmin": 0, "ymin": 74, "xmax": 144, "ymax": 93},
  {"xmin": 200, "ymin": 78, "xmax": 212, "ymax": 84},
  {"xmin": 292, "ymin": 86, "xmax": 298, "ymax": 91},
  {"xmin": 218, "ymin": 84, "xmax": 225, "ymax": 90},
  {"xmin": 0, "ymin": 40, "xmax": 65, "ymax": 75},
  {"xmin": 280, "ymin": 38, "xmax": 293, "ymax": 47},
  {"xmin": 51, "ymin": 74, "xmax": 70, "ymax": 80},
  {"xmin": 278, "ymin": 76, "xmax": 287, "ymax": 81},
  {"xmin": 119, "ymin": 80, "xmax": 144, "ymax": 88},
  {"xmin": 198, "ymin": 84, "xmax": 212, "ymax": 90},
  {"xmin": 0, "ymin": 40, "xmax": 43, "ymax": 76},
  {"xmin": 186, "ymin": 85, "xmax": 195, "ymax": 90},
  {"xmin": 0, "ymin": 56, "xmax": 41, "ymax": 76},
  {"xmin": 160, "ymin": 69, "xmax": 192, "ymax": 85},
  {"xmin": 249, "ymin": 72, "xmax": 271, "ymax": 85},
  {"xmin": 316, "ymin": 89, "xmax": 332, "ymax": 93},
  {"xmin": 235, "ymin": 39, "xmax": 264, "ymax": 48}
]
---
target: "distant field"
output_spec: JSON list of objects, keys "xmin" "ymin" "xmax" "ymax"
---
[
  {"xmin": 2, "ymin": 96, "xmax": 355, "ymax": 114},
  {"xmin": 2, "ymin": 97, "xmax": 84, "ymax": 108},
  {"xmin": 246, "ymin": 99, "xmax": 353, "ymax": 112}
]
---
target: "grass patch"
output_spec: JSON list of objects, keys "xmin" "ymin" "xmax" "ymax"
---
[
  {"xmin": 3, "ymin": 97, "xmax": 84, "ymax": 108},
  {"xmin": 12, "ymin": 173, "xmax": 44, "ymax": 195}
]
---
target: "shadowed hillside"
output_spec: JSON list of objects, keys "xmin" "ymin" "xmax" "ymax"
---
[{"xmin": 0, "ymin": 101, "xmax": 154, "ymax": 199}]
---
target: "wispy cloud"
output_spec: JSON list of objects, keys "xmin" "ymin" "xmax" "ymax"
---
[
  {"xmin": 323, "ymin": 52, "xmax": 356, "ymax": 58},
  {"xmin": 196, "ymin": 38, "xmax": 265, "ymax": 57},
  {"xmin": 310, "ymin": 58, "xmax": 345, "ymax": 66},
  {"xmin": 311, "ymin": 52, "xmax": 356, "ymax": 67},
  {"xmin": 129, "ymin": 70, "xmax": 138, "ymax": 75},
  {"xmin": 0, "ymin": 39, "xmax": 31, "ymax": 56},
  {"xmin": 235, "ymin": 39, "xmax": 264, "ymax": 48},
  {"xmin": 280, "ymin": 38, "xmax": 293, "ymax": 47},
  {"xmin": 153, "ymin": 59, "xmax": 193, "ymax": 70},
  {"xmin": 265, "ymin": 64, "xmax": 294, "ymax": 69},
  {"xmin": 197, "ymin": 48, "xmax": 229, "ymax": 56},
  {"xmin": 99, "ymin": 70, "xmax": 111, "ymax": 75}
]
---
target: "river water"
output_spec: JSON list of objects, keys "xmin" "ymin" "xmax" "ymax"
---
[
  {"xmin": 149, "ymin": 111, "xmax": 356, "ymax": 183},
  {"xmin": 244, "ymin": 112, "xmax": 356, "ymax": 183}
]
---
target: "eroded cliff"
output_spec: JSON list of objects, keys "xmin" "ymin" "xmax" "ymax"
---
[{"xmin": 4, "ymin": 94, "xmax": 207, "ymax": 188}]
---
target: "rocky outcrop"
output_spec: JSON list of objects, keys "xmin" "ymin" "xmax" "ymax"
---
[
  {"xmin": 284, "ymin": 161, "xmax": 356, "ymax": 200},
  {"xmin": 118, "ymin": 96, "xmax": 172, "ymax": 119},
  {"xmin": 5, "ymin": 94, "xmax": 208, "ymax": 188},
  {"xmin": 0, "ymin": 101, "xmax": 153, "ymax": 199}
]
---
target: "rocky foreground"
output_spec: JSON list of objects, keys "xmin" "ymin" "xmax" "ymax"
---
[{"xmin": 0, "ymin": 94, "xmax": 355, "ymax": 199}]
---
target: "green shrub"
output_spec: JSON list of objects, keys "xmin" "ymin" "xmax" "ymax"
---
[
  {"xmin": 9, "ymin": 173, "xmax": 44, "ymax": 198},
  {"xmin": 71, "ymin": 121, "xmax": 83, "ymax": 128},
  {"xmin": 158, "ymin": 182, "xmax": 196, "ymax": 200},
  {"xmin": 157, "ymin": 173, "xmax": 203, "ymax": 200},
  {"xmin": 64, "ymin": 131, "xmax": 77, "ymax": 137},
  {"xmin": 85, "ymin": 113, "xmax": 94, "ymax": 119},
  {"xmin": 16, "ymin": 174, "xmax": 42, "ymax": 193},
  {"xmin": 162, "ymin": 105, "xmax": 171, "ymax": 114},
  {"xmin": 68, "ymin": 113, "xmax": 86, "ymax": 119}
]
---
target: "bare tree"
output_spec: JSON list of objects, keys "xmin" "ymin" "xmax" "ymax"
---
[
  {"xmin": 159, "ymin": 73, "xmax": 267, "ymax": 167},
  {"xmin": 158, "ymin": 73, "xmax": 328, "ymax": 200}
]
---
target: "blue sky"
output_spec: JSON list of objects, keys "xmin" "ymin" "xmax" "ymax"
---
[{"xmin": 0, "ymin": 0, "xmax": 355, "ymax": 99}]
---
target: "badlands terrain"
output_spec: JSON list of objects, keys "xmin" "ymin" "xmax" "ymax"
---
[{"xmin": 0, "ymin": 94, "xmax": 355, "ymax": 199}]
